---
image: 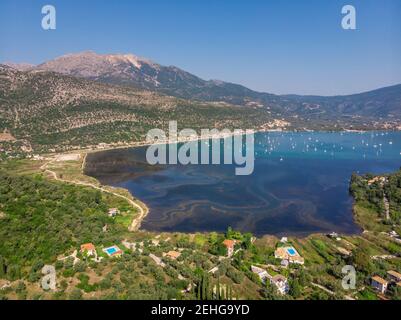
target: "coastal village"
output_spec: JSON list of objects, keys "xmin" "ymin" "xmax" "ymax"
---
[
  {"xmin": 29, "ymin": 215, "xmax": 400, "ymax": 300},
  {"xmin": 66, "ymin": 222, "xmax": 401, "ymax": 300}
]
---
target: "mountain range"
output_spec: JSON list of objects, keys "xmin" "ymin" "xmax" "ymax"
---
[
  {"xmin": 7, "ymin": 51, "xmax": 401, "ymax": 120},
  {"xmin": 1, "ymin": 51, "xmax": 401, "ymax": 153},
  {"xmin": 0, "ymin": 63, "xmax": 281, "ymax": 153}
]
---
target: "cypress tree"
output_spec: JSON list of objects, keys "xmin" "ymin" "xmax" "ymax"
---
[
  {"xmin": 0, "ymin": 256, "xmax": 6, "ymax": 277},
  {"xmin": 196, "ymin": 282, "xmax": 200, "ymax": 300},
  {"xmin": 217, "ymin": 278, "xmax": 221, "ymax": 300},
  {"xmin": 201, "ymin": 274, "xmax": 206, "ymax": 300}
]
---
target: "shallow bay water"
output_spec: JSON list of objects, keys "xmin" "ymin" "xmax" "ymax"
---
[{"xmin": 85, "ymin": 131, "xmax": 401, "ymax": 236}]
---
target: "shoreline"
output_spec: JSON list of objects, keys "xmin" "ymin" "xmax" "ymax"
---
[
  {"xmin": 80, "ymin": 138, "xmax": 359, "ymax": 241},
  {"xmin": 41, "ymin": 153, "xmax": 150, "ymax": 232},
  {"xmin": 41, "ymin": 127, "xmax": 401, "ymax": 158},
  {"xmin": 80, "ymin": 156, "xmax": 150, "ymax": 232},
  {"xmin": 49, "ymin": 128, "xmax": 399, "ymax": 239}
]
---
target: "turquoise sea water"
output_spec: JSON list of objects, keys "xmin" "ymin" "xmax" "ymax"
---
[{"xmin": 86, "ymin": 131, "xmax": 401, "ymax": 236}]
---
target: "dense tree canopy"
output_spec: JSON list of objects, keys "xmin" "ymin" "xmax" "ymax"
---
[{"xmin": 0, "ymin": 171, "xmax": 125, "ymax": 276}]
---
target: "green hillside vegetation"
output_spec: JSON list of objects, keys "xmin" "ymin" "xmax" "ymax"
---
[
  {"xmin": 2, "ymin": 65, "xmax": 401, "ymax": 157},
  {"xmin": 0, "ymin": 171, "xmax": 128, "ymax": 274},
  {"xmin": 1, "ymin": 160, "xmax": 401, "ymax": 300},
  {"xmin": 350, "ymin": 169, "xmax": 401, "ymax": 232},
  {"xmin": 22, "ymin": 52, "xmax": 401, "ymax": 123},
  {"xmin": 0, "ymin": 67, "xmax": 277, "ymax": 154}
]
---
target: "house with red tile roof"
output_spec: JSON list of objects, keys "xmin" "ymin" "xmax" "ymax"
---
[
  {"xmin": 80, "ymin": 243, "xmax": 96, "ymax": 256},
  {"xmin": 222, "ymin": 239, "xmax": 236, "ymax": 257},
  {"xmin": 165, "ymin": 250, "xmax": 181, "ymax": 260}
]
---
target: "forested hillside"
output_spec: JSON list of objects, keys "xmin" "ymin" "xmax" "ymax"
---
[
  {"xmin": 0, "ymin": 171, "xmax": 127, "ymax": 278},
  {"xmin": 350, "ymin": 169, "xmax": 401, "ymax": 230}
]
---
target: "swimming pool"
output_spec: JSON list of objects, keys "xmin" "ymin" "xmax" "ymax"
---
[
  {"xmin": 106, "ymin": 247, "xmax": 117, "ymax": 255},
  {"xmin": 104, "ymin": 246, "xmax": 120, "ymax": 256},
  {"xmin": 286, "ymin": 247, "xmax": 297, "ymax": 256}
]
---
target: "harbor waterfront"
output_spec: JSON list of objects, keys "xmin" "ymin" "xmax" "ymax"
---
[{"xmin": 85, "ymin": 131, "xmax": 401, "ymax": 237}]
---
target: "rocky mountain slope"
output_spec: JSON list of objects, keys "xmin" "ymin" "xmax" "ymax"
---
[
  {"xmin": 2, "ymin": 51, "xmax": 401, "ymax": 154},
  {"xmin": 7, "ymin": 51, "xmax": 401, "ymax": 123},
  {"xmin": 0, "ymin": 65, "xmax": 280, "ymax": 152}
]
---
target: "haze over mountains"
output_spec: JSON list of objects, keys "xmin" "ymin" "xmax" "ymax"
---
[
  {"xmin": 1, "ymin": 51, "xmax": 401, "ymax": 153},
  {"xmin": 7, "ymin": 51, "xmax": 401, "ymax": 121}
]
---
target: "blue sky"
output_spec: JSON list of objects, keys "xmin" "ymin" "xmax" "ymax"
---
[{"xmin": 1, "ymin": 0, "xmax": 400, "ymax": 95}]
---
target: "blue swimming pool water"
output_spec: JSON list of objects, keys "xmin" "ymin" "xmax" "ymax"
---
[
  {"xmin": 286, "ymin": 248, "xmax": 296, "ymax": 256},
  {"xmin": 106, "ymin": 247, "xmax": 117, "ymax": 255}
]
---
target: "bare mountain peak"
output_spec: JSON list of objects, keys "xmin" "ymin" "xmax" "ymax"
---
[
  {"xmin": 60, "ymin": 50, "xmax": 97, "ymax": 58},
  {"xmin": 6, "ymin": 51, "xmax": 399, "ymax": 122},
  {"xmin": 32, "ymin": 51, "xmax": 167, "ymax": 81},
  {"xmin": 44, "ymin": 51, "xmax": 156, "ymax": 67},
  {"xmin": 104, "ymin": 53, "xmax": 157, "ymax": 69}
]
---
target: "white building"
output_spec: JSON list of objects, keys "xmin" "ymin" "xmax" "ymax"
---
[
  {"xmin": 371, "ymin": 276, "xmax": 388, "ymax": 294},
  {"xmin": 251, "ymin": 266, "xmax": 270, "ymax": 283},
  {"xmin": 108, "ymin": 208, "xmax": 119, "ymax": 217},
  {"xmin": 251, "ymin": 265, "xmax": 289, "ymax": 295},
  {"xmin": 271, "ymin": 275, "xmax": 289, "ymax": 295}
]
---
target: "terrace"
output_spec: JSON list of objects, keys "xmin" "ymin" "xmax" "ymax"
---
[{"xmin": 274, "ymin": 246, "xmax": 305, "ymax": 265}]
